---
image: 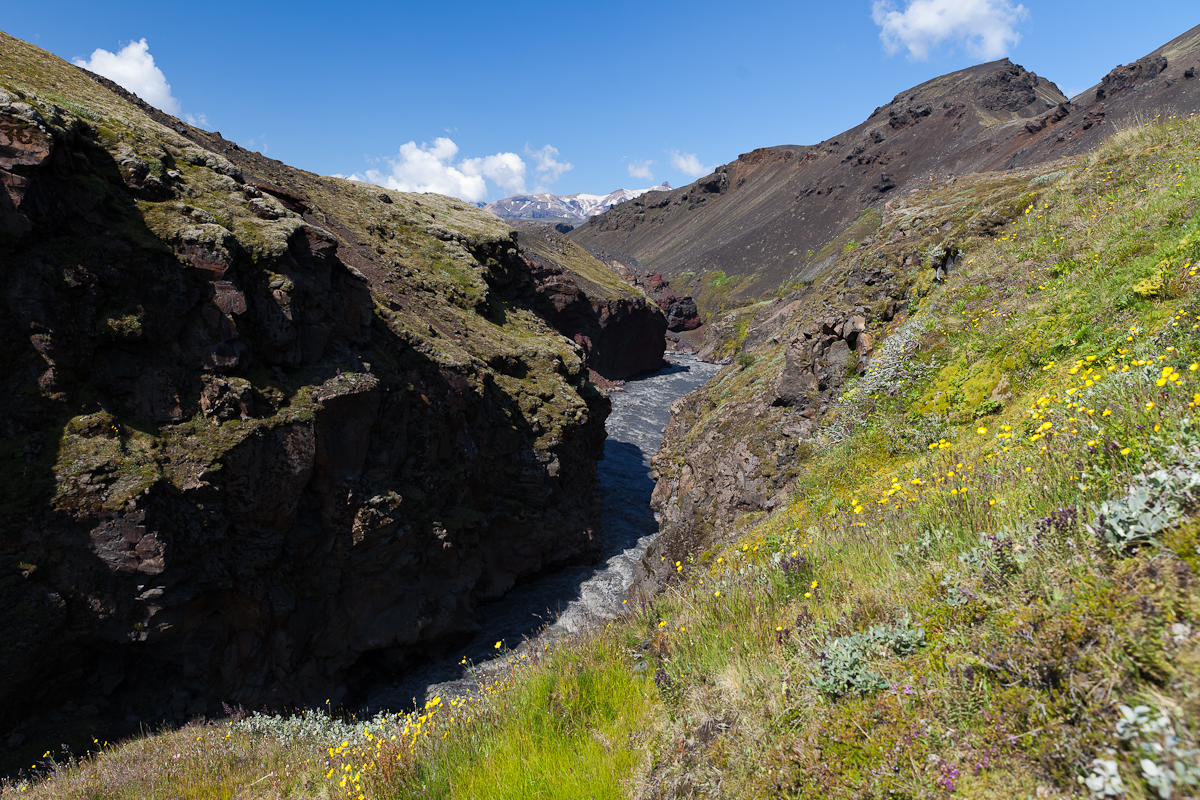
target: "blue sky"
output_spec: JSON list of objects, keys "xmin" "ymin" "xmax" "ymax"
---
[{"xmin": 3, "ymin": 2, "xmax": 1197, "ymax": 202}]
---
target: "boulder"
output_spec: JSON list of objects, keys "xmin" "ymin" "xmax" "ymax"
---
[
  {"xmin": 199, "ymin": 376, "xmax": 255, "ymax": 421},
  {"xmin": 771, "ymin": 338, "xmax": 818, "ymax": 407}
]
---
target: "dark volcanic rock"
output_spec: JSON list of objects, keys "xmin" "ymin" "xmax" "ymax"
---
[
  {"xmin": 769, "ymin": 310, "xmax": 873, "ymax": 407},
  {"xmin": 978, "ymin": 61, "xmax": 1047, "ymax": 112},
  {"xmin": 516, "ymin": 223, "xmax": 667, "ymax": 380},
  {"xmin": 0, "ymin": 32, "xmax": 610, "ymax": 731},
  {"xmin": 571, "ymin": 25, "xmax": 1200, "ymax": 306},
  {"xmin": 660, "ymin": 292, "xmax": 700, "ymax": 332},
  {"xmin": 1096, "ymin": 54, "xmax": 1169, "ymax": 101}
]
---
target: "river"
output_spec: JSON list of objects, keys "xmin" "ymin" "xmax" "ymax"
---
[{"xmin": 361, "ymin": 354, "xmax": 722, "ymax": 710}]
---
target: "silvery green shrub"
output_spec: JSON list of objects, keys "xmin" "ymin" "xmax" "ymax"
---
[
  {"xmin": 813, "ymin": 617, "xmax": 925, "ymax": 698},
  {"xmin": 1087, "ymin": 448, "xmax": 1200, "ymax": 557}
]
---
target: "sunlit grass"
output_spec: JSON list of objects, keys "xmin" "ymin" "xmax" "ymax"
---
[{"xmin": 619, "ymin": 111, "xmax": 1200, "ymax": 796}]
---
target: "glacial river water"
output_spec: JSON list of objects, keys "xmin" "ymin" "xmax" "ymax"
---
[{"xmin": 363, "ymin": 355, "xmax": 722, "ymax": 711}]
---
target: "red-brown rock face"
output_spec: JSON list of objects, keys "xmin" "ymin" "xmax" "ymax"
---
[{"xmin": 0, "ymin": 97, "xmax": 53, "ymax": 237}]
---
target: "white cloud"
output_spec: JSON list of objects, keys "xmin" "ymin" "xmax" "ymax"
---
[
  {"xmin": 462, "ymin": 151, "xmax": 527, "ymax": 196},
  {"xmin": 73, "ymin": 38, "xmax": 181, "ymax": 115},
  {"xmin": 183, "ymin": 112, "xmax": 209, "ymax": 128},
  {"xmin": 871, "ymin": 0, "xmax": 1028, "ymax": 61},
  {"xmin": 628, "ymin": 159, "xmax": 655, "ymax": 180},
  {"xmin": 525, "ymin": 144, "xmax": 573, "ymax": 185},
  {"xmin": 668, "ymin": 150, "xmax": 713, "ymax": 178},
  {"xmin": 349, "ymin": 137, "xmax": 529, "ymax": 203}
]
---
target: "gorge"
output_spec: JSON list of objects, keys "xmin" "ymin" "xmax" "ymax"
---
[
  {"xmin": 358, "ymin": 355, "xmax": 721, "ymax": 712},
  {"xmin": 5, "ymin": 19, "xmax": 1200, "ymax": 799},
  {"xmin": 0, "ymin": 29, "xmax": 685, "ymax": 753}
]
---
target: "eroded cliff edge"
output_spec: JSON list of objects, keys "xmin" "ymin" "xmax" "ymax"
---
[
  {"xmin": 0, "ymin": 33, "xmax": 614, "ymax": 725},
  {"xmin": 513, "ymin": 222, "xmax": 668, "ymax": 381}
]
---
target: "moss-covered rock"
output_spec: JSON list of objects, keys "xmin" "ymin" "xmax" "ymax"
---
[{"xmin": 0, "ymin": 31, "xmax": 614, "ymax": 728}]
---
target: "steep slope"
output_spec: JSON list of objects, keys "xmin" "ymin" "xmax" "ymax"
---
[
  {"xmin": 0, "ymin": 31, "xmax": 611, "ymax": 733},
  {"xmin": 1004, "ymin": 23, "xmax": 1200, "ymax": 165},
  {"xmin": 623, "ymin": 112, "xmax": 1200, "ymax": 800},
  {"xmin": 571, "ymin": 26, "xmax": 1200, "ymax": 313},
  {"xmin": 507, "ymin": 221, "xmax": 666, "ymax": 380},
  {"xmin": 571, "ymin": 59, "xmax": 1066, "ymax": 306}
]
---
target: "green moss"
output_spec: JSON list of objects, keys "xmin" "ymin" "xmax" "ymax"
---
[
  {"xmin": 97, "ymin": 311, "xmax": 143, "ymax": 340},
  {"xmin": 53, "ymin": 416, "xmax": 163, "ymax": 512},
  {"xmin": 1162, "ymin": 519, "xmax": 1200, "ymax": 572},
  {"xmin": 1133, "ymin": 270, "xmax": 1165, "ymax": 299},
  {"xmin": 912, "ymin": 356, "xmax": 1005, "ymax": 417}
]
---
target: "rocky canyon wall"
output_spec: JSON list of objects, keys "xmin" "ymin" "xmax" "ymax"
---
[
  {"xmin": 0, "ymin": 33, "xmax": 624, "ymax": 726},
  {"xmin": 514, "ymin": 223, "xmax": 668, "ymax": 381}
]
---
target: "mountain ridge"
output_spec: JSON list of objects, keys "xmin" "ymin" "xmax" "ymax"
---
[
  {"xmin": 484, "ymin": 182, "xmax": 672, "ymax": 223},
  {"xmin": 570, "ymin": 28, "xmax": 1200, "ymax": 317}
]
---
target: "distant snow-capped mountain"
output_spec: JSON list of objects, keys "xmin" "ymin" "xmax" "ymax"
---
[{"xmin": 484, "ymin": 183, "xmax": 672, "ymax": 221}]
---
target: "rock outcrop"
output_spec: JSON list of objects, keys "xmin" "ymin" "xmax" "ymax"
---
[
  {"xmin": 0, "ymin": 32, "xmax": 611, "ymax": 730},
  {"xmin": 0, "ymin": 93, "xmax": 53, "ymax": 238},
  {"xmin": 573, "ymin": 246, "xmax": 702, "ymax": 334},
  {"xmin": 514, "ymin": 223, "xmax": 667, "ymax": 381},
  {"xmin": 769, "ymin": 313, "xmax": 875, "ymax": 408}
]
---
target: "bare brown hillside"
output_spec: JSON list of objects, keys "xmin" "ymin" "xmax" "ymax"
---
[{"xmin": 571, "ymin": 25, "xmax": 1200, "ymax": 311}]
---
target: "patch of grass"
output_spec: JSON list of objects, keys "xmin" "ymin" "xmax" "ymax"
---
[
  {"xmin": 445, "ymin": 641, "xmax": 657, "ymax": 800},
  {"xmin": 7, "ymin": 630, "xmax": 657, "ymax": 800}
]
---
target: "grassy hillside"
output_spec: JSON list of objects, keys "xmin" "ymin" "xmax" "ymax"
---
[
  {"xmin": 513, "ymin": 222, "xmax": 652, "ymax": 304},
  {"xmin": 7, "ymin": 113, "xmax": 1200, "ymax": 800}
]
